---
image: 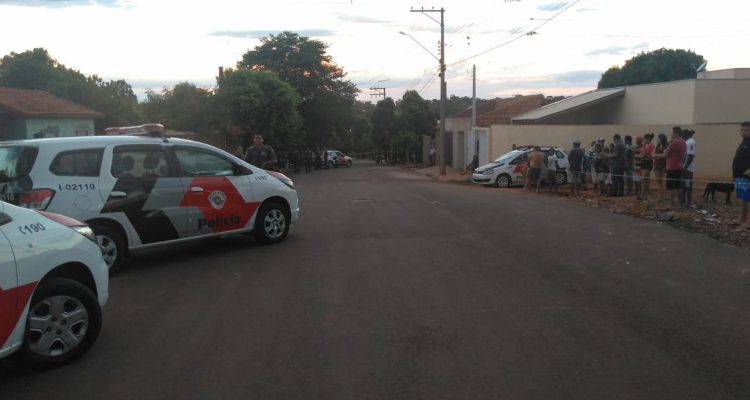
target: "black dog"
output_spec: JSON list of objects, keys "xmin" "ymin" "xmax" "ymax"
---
[{"xmin": 702, "ymin": 182, "xmax": 734, "ymax": 204}]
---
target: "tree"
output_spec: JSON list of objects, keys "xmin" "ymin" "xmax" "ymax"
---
[
  {"xmin": 238, "ymin": 32, "xmax": 359, "ymax": 148},
  {"xmin": 397, "ymin": 90, "xmax": 435, "ymax": 137},
  {"xmin": 0, "ymin": 48, "xmax": 140, "ymax": 131},
  {"xmin": 597, "ymin": 48, "xmax": 706, "ymax": 89},
  {"xmin": 370, "ymin": 98, "xmax": 396, "ymax": 152},
  {"xmin": 216, "ymin": 69, "xmax": 302, "ymax": 148},
  {"xmin": 140, "ymin": 82, "xmax": 216, "ymax": 134}
]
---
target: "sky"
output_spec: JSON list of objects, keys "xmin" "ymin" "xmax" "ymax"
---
[{"xmin": 0, "ymin": 0, "xmax": 749, "ymax": 103}]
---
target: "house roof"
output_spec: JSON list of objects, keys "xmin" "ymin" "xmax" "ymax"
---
[
  {"xmin": 512, "ymin": 88, "xmax": 624, "ymax": 123},
  {"xmin": 0, "ymin": 87, "xmax": 104, "ymax": 118},
  {"xmin": 449, "ymin": 95, "xmax": 545, "ymax": 127}
]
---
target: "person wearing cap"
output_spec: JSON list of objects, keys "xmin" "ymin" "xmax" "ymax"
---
[{"xmin": 568, "ymin": 140, "xmax": 585, "ymax": 197}]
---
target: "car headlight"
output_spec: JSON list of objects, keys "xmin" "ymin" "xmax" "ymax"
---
[
  {"xmin": 72, "ymin": 225, "xmax": 96, "ymax": 242},
  {"xmin": 482, "ymin": 169, "xmax": 495, "ymax": 175}
]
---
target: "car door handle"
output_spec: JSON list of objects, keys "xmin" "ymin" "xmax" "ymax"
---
[
  {"xmin": 110, "ymin": 191, "xmax": 127, "ymax": 198},
  {"xmin": 190, "ymin": 187, "xmax": 204, "ymax": 193}
]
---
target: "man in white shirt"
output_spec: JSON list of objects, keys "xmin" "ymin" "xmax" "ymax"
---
[{"xmin": 682, "ymin": 129, "xmax": 696, "ymax": 206}]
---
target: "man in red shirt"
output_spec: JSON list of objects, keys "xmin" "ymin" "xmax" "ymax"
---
[{"xmin": 663, "ymin": 127, "xmax": 687, "ymax": 208}]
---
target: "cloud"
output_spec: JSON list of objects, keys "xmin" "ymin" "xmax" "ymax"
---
[
  {"xmin": 479, "ymin": 70, "xmax": 601, "ymax": 91},
  {"xmin": 631, "ymin": 42, "xmax": 649, "ymax": 51},
  {"xmin": 552, "ymin": 70, "xmax": 601, "ymax": 83},
  {"xmin": 0, "ymin": 0, "xmax": 124, "ymax": 7},
  {"xmin": 586, "ymin": 46, "xmax": 628, "ymax": 56},
  {"xmin": 337, "ymin": 13, "xmax": 391, "ymax": 24},
  {"xmin": 208, "ymin": 29, "xmax": 336, "ymax": 39},
  {"xmin": 537, "ymin": 2, "xmax": 568, "ymax": 12}
]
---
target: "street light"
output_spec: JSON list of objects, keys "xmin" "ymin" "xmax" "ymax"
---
[{"xmin": 399, "ymin": 31, "xmax": 440, "ymax": 62}]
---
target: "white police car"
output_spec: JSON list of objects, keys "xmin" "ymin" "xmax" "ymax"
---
[
  {"xmin": 0, "ymin": 124, "xmax": 300, "ymax": 270},
  {"xmin": 0, "ymin": 200, "xmax": 108, "ymax": 367},
  {"xmin": 471, "ymin": 147, "xmax": 569, "ymax": 188}
]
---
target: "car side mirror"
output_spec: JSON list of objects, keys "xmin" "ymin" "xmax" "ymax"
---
[
  {"xmin": 0, "ymin": 212, "xmax": 12, "ymax": 227},
  {"xmin": 234, "ymin": 164, "xmax": 251, "ymax": 175}
]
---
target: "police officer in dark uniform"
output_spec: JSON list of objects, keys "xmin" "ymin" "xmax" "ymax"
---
[{"xmin": 244, "ymin": 133, "xmax": 278, "ymax": 170}]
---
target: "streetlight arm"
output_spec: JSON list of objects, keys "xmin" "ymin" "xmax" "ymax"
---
[{"xmin": 399, "ymin": 31, "xmax": 440, "ymax": 63}]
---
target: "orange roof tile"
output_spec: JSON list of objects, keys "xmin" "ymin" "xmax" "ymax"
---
[
  {"xmin": 0, "ymin": 87, "xmax": 103, "ymax": 118},
  {"xmin": 450, "ymin": 95, "xmax": 545, "ymax": 127}
]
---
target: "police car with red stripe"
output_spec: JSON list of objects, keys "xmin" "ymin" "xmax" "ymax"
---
[
  {"xmin": 0, "ymin": 124, "xmax": 300, "ymax": 270},
  {"xmin": 1, "ymin": 200, "xmax": 108, "ymax": 367}
]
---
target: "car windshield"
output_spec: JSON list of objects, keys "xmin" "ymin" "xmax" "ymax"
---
[
  {"xmin": 492, "ymin": 150, "xmax": 523, "ymax": 163},
  {"xmin": 0, "ymin": 146, "xmax": 38, "ymax": 183}
]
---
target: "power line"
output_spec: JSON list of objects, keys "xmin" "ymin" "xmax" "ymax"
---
[{"xmin": 448, "ymin": 0, "xmax": 582, "ymax": 67}]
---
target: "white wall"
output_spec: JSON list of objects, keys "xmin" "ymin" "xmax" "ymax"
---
[
  {"xmin": 613, "ymin": 81, "xmax": 696, "ymax": 125},
  {"xmin": 489, "ymin": 123, "xmax": 743, "ymax": 182}
]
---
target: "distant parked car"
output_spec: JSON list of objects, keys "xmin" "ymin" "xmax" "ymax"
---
[
  {"xmin": 318, "ymin": 150, "xmax": 352, "ymax": 168},
  {"xmin": 471, "ymin": 147, "xmax": 569, "ymax": 188}
]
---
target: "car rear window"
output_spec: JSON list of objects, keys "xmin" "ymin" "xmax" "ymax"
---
[
  {"xmin": 49, "ymin": 148, "xmax": 103, "ymax": 177},
  {"xmin": 0, "ymin": 146, "xmax": 38, "ymax": 183}
]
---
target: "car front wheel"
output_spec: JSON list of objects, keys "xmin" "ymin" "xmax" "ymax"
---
[
  {"xmin": 555, "ymin": 171, "xmax": 567, "ymax": 185},
  {"xmin": 21, "ymin": 278, "xmax": 102, "ymax": 368},
  {"xmin": 92, "ymin": 225, "xmax": 126, "ymax": 271},
  {"xmin": 254, "ymin": 202, "xmax": 290, "ymax": 244},
  {"xmin": 495, "ymin": 174, "xmax": 511, "ymax": 188}
]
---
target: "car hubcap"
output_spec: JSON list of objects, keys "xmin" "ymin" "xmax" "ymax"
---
[
  {"xmin": 96, "ymin": 234, "xmax": 118, "ymax": 268},
  {"xmin": 263, "ymin": 210, "xmax": 287, "ymax": 239},
  {"xmin": 498, "ymin": 177, "xmax": 509, "ymax": 187},
  {"xmin": 556, "ymin": 173, "xmax": 565, "ymax": 185},
  {"xmin": 27, "ymin": 295, "xmax": 89, "ymax": 357}
]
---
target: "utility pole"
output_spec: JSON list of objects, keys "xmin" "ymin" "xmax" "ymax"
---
[
  {"xmin": 471, "ymin": 64, "xmax": 477, "ymax": 162},
  {"xmin": 411, "ymin": 7, "xmax": 446, "ymax": 175},
  {"xmin": 369, "ymin": 87, "xmax": 387, "ymax": 100}
]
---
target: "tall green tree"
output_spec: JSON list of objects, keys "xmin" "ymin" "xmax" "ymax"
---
[
  {"xmin": 597, "ymin": 48, "xmax": 706, "ymax": 89},
  {"xmin": 0, "ymin": 48, "xmax": 140, "ymax": 131},
  {"xmin": 238, "ymin": 31, "xmax": 359, "ymax": 148},
  {"xmin": 371, "ymin": 98, "xmax": 396, "ymax": 152},
  {"xmin": 141, "ymin": 82, "xmax": 216, "ymax": 134},
  {"xmin": 397, "ymin": 90, "xmax": 435, "ymax": 137},
  {"xmin": 216, "ymin": 69, "xmax": 302, "ymax": 148}
]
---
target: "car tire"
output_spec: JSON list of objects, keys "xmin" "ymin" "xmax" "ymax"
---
[
  {"xmin": 92, "ymin": 225, "xmax": 126, "ymax": 271},
  {"xmin": 346, "ymin": 160, "xmax": 352, "ymax": 167},
  {"xmin": 555, "ymin": 171, "xmax": 567, "ymax": 186},
  {"xmin": 254, "ymin": 202, "xmax": 290, "ymax": 244},
  {"xmin": 20, "ymin": 278, "xmax": 102, "ymax": 368},
  {"xmin": 494, "ymin": 174, "xmax": 511, "ymax": 188}
]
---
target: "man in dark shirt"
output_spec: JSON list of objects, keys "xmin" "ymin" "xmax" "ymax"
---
[
  {"xmin": 244, "ymin": 133, "xmax": 278, "ymax": 170},
  {"xmin": 568, "ymin": 140, "xmax": 585, "ymax": 197},
  {"xmin": 733, "ymin": 121, "xmax": 750, "ymax": 229},
  {"xmin": 603, "ymin": 134, "xmax": 627, "ymax": 197}
]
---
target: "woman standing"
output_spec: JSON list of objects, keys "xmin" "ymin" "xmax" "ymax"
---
[{"xmin": 639, "ymin": 133, "xmax": 655, "ymax": 201}]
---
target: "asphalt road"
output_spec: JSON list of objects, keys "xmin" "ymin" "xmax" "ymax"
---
[{"xmin": 2, "ymin": 161, "xmax": 749, "ymax": 400}]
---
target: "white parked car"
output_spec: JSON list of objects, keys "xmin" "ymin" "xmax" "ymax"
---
[
  {"xmin": 0, "ymin": 124, "xmax": 300, "ymax": 270},
  {"xmin": 471, "ymin": 147, "xmax": 570, "ymax": 188},
  {"xmin": 0, "ymin": 200, "xmax": 108, "ymax": 367}
]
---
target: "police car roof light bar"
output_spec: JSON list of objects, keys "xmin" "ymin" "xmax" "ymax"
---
[{"xmin": 104, "ymin": 123, "xmax": 166, "ymax": 137}]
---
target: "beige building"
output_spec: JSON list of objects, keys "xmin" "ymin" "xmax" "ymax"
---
[{"xmin": 483, "ymin": 68, "xmax": 750, "ymax": 182}]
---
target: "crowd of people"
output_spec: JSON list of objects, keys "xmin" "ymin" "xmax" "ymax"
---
[{"xmin": 521, "ymin": 122, "xmax": 750, "ymax": 229}]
